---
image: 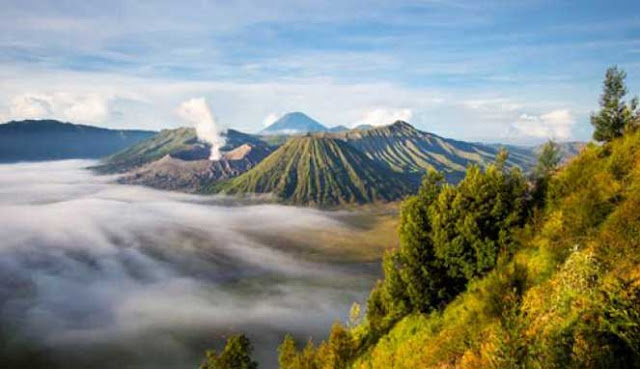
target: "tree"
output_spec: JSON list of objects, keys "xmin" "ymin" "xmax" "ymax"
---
[
  {"xmin": 365, "ymin": 160, "xmax": 528, "ymax": 338},
  {"xmin": 591, "ymin": 66, "xmax": 637, "ymax": 142},
  {"xmin": 200, "ymin": 334, "xmax": 258, "ymax": 369},
  {"xmin": 429, "ymin": 162, "xmax": 527, "ymax": 281},
  {"xmin": 396, "ymin": 172, "xmax": 453, "ymax": 312},
  {"xmin": 535, "ymin": 140, "xmax": 561, "ymax": 178},
  {"xmin": 532, "ymin": 140, "xmax": 562, "ymax": 209},
  {"xmin": 278, "ymin": 334, "xmax": 297, "ymax": 369},
  {"xmin": 326, "ymin": 323, "xmax": 354, "ymax": 369}
]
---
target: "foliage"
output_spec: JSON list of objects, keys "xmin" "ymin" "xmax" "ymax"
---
[
  {"xmin": 200, "ymin": 334, "xmax": 258, "ymax": 369},
  {"xmin": 352, "ymin": 127, "xmax": 640, "ymax": 369},
  {"xmin": 532, "ymin": 140, "xmax": 562, "ymax": 209},
  {"xmin": 277, "ymin": 323, "xmax": 355, "ymax": 369},
  {"xmin": 535, "ymin": 140, "xmax": 562, "ymax": 178},
  {"xmin": 363, "ymin": 152, "xmax": 529, "ymax": 338},
  {"xmin": 591, "ymin": 66, "xmax": 639, "ymax": 142},
  {"xmin": 331, "ymin": 121, "xmax": 534, "ymax": 182},
  {"xmin": 218, "ymin": 136, "xmax": 414, "ymax": 206},
  {"xmin": 235, "ymin": 67, "xmax": 640, "ymax": 369}
]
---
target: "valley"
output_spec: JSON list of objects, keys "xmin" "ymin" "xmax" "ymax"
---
[{"xmin": 0, "ymin": 160, "xmax": 398, "ymax": 369}]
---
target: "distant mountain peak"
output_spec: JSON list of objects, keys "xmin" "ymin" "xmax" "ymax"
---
[
  {"xmin": 260, "ymin": 112, "xmax": 327, "ymax": 135},
  {"xmin": 391, "ymin": 120, "xmax": 413, "ymax": 128}
]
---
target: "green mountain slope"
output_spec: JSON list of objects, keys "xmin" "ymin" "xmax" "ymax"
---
[
  {"xmin": 332, "ymin": 121, "xmax": 535, "ymax": 182},
  {"xmin": 275, "ymin": 129, "xmax": 640, "ymax": 369},
  {"xmin": 92, "ymin": 127, "xmax": 269, "ymax": 173},
  {"xmin": 354, "ymin": 132, "xmax": 640, "ymax": 369},
  {"xmin": 214, "ymin": 135, "xmax": 416, "ymax": 205}
]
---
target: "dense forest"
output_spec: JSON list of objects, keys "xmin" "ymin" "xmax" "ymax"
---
[{"xmin": 199, "ymin": 67, "xmax": 640, "ymax": 369}]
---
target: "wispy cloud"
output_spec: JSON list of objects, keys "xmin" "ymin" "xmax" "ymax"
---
[{"xmin": 1, "ymin": 0, "xmax": 639, "ymax": 142}]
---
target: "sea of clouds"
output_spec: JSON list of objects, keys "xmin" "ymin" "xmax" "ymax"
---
[{"xmin": 0, "ymin": 160, "xmax": 378, "ymax": 369}]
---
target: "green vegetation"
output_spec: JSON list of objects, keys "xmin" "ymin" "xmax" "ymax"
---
[
  {"xmin": 364, "ymin": 151, "xmax": 528, "ymax": 336},
  {"xmin": 266, "ymin": 126, "xmax": 640, "ymax": 369},
  {"xmin": 200, "ymin": 334, "xmax": 258, "ymax": 369},
  {"xmin": 330, "ymin": 121, "xmax": 534, "ymax": 182},
  {"xmin": 591, "ymin": 66, "xmax": 639, "ymax": 142},
  {"xmin": 196, "ymin": 66, "xmax": 640, "ymax": 368},
  {"xmin": 93, "ymin": 127, "xmax": 271, "ymax": 173},
  {"xmin": 93, "ymin": 118, "xmax": 551, "ymax": 206},
  {"xmin": 215, "ymin": 135, "xmax": 416, "ymax": 206},
  {"xmin": 530, "ymin": 139, "xmax": 563, "ymax": 209}
]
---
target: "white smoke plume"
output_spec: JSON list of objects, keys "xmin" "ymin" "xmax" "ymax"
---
[{"xmin": 176, "ymin": 98, "xmax": 226, "ymax": 160}]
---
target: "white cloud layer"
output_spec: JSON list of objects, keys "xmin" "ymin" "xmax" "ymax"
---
[
  {"xmin": 355, "ymin": 108, "xmax": 413, "ymax": 127},
  {"xmin": 262, "ymin": 112, "xmax": 283, "ymax": 127},
  {"xmin": 0, "ymin": 66, "xmax": 589, "ymax": 143},
  {"xmin": 8, "ymin": 92, "xmax": 109, "ymax": 123},
  {"xmin": 510, "ymin": 109, "xmax": 576, "ymax": 140},
  {"xmin": 0, "ymin": 160, "xmax": 378, "ymax": 368}
]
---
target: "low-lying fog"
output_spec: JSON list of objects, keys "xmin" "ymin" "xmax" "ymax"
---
[{"xmin": 0, "ymin": 160, "xmax": 384, "ymax": 369}]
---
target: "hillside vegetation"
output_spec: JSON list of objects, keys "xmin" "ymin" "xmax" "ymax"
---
[
  {"xmin": 332, "ymin": 121, "xmax": 534, "ymax": 182},
  {"xmin": 200, "ymin": 67, "xmax": 640, "ymax": 369},
  {"xmin": 93, "ymin": 127, "xmax": 268, "ymax": 173},
  {"xmin": 215, "ymin": 136, "xmax": 415, "ymax": 206},
  {"xmin": 346, "ymin": 129, "xmax": 640, "ymax": 368},
  {"xmin": 268, "ymin": 66, "xmax": 640, "ymax": 369}
]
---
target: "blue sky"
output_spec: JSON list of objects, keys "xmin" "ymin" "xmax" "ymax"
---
[{"xmin": 1, "ymin": 0, "xmax": 639, "ymax": 144}]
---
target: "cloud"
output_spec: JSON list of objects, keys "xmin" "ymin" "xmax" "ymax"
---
[
  {"xmin": 0, "ymin": 65, "xmax": 592, "ymax": 142},
  {"xmin": 462, "ymin": 98, "xmax": 522, "ymax": 113},
  {"xmin": 9, "ymin": 94, "xmax": 53, "ymax": 118},
  {"xmin": 262, "ymin": 112, "xmax": 283, "ymax": 127},
  {"xmin": 0, "ymin": 160, "xmax": 377, "ymax": 368},
  {"xmin": 7, "ymin": 92, "xmax": 109, "ymax": 123},
  {"xmin": 510, "ymin": 109, "xmax": 576, "ymax": 141},
  {"xmin": 355, "ymin": 108, "xmax": 413, "ymax": 127}
]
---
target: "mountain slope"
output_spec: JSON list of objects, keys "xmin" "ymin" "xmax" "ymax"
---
[
  {"xmin": 93, "ymin": 127, "xmax": 269, "ymax": 173},
  {"xmin": 260, "ymin": 112, "xmax": 327, "ymax": 135},
  {"xmin": 331, "ymin": 121, "xmax": 535, "ymax": 182},
  {"xmin": 350, "ymin": 133, "xmax": 640, "ymax": 368},
  {"xmin": 118, "ymin": 144, "xmax": 272, "ymax": 192},
  {"xmin": 0, "ymin": 119, "xmax": 155, "ymax": 162},
  {"xmin": 328, "ymin": 125, "xmax": 350, "ymax": 133},
  {"xmin": 215, "ymin": 136, "xmax": 415, "ymax": 205},
  {"xmin": 489, "ymin": 141, "xmax": 586, "ymax": 166}
]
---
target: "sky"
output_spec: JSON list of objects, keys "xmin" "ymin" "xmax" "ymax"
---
[{"xmin": 1, "ymin": 0, "xmax": 639, "ymax": 144}]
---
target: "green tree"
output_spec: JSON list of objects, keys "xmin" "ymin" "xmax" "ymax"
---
[
  {"xmin": 326, "ymin": 323, "xmax": 354, "ymax": 369},
  {"xmin": 535, "ymin": 140, "xmax": 561, "ymax": 178},
  {"xmin": 278, "ymin": 334, "xmax": 297, "ymax": 369},
  {"xmin": 396, "ymin": 171, "xmax": 453, "ymax": 312},
  {"xmin": 532, "ymin": 140, "xmax": 562, "ymax": 208},
  {"xmin": 297, "ymin": 340, "xmax": 319, "ymax": 369},
  {"xmin": 200, "ymin": 334, "xmax": 258, "ymax": 369},
  {"xmin": 591, "ymin": 66, "xmax": 638, "ymax": 142},
  {"xmin": 429, "ymin": 162, "xmax": 527, "ymax": 281}
]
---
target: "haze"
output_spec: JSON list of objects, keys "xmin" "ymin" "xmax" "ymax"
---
[{"xmin": 0, "ymin": 160, "xmax": 383, "ymax": 369}]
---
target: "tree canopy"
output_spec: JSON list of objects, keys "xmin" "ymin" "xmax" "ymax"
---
[
  {"xmin": 365, "ymin": 154, "xmax": 529, "ymax": 334},
  {"xmin": 591, "ymin": 66, "xmax": 639, "ymax": 142},
  {"xmin": 200, "ymin": 334, "xmax": 258, "ymax": 369}
]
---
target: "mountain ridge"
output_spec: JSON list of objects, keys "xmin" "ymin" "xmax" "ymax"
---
[
  {"xmin": 213, "ymin": 135, "xmax": 416, "ymax": 206},
  {"xmin": 0, "ymin": 119, "xmax": 155, "ymax": 162},
  {"xmin": 327, "ymin": 120, "xmax": 535, "ymax": 182}
]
